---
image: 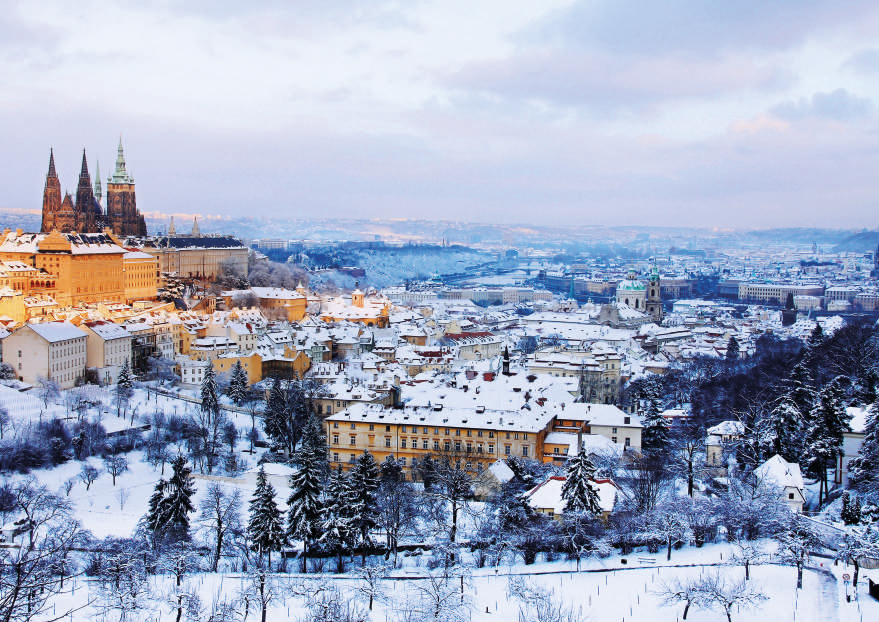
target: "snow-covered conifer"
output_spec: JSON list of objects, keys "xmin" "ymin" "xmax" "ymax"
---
[
  {"xmin": 561, "ymin": 446, "xmax": 602, "ymax": 516},
  {"xmin": 347, "ymin": 451, "xmax": 380, "ymax": 564},
  {"xmin": 848, "ymin": 402, "xmax": 879, "ymax": 497},
  {"xmin": 286, "ymin": 417, "xmax": 327, "ymax": 572},
  {"xmin": 805, "ymin": 376, "xmax": 852, "ymax": 505},
  {"xmin": 640, "ymin": 377, "xmax": 669, "ymax": 456},
  {"xmin": 229, "ymin": 360, "xmax": 248, "ymax": 406},
  {"xmin": 247, "ymin": 466, "xmax": 285, "ymax": 565}
]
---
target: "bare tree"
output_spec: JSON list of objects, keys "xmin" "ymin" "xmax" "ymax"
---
[
  {"xmin": 355, "ymin": 562, "xmax": 389, "ymax": 610},
  {"xmin": 116, "ymin": 488, "xmax": 131, "ymax": 511},
  {"xmin": 62, "ymin": 477, "xmax": 77, "ymax": 497},
  {"xmin": 508, "ymin": 576, "xmax": 587, "ymax": 622},
  {"xmin": 698, "ymin": 570, "xmax": 767, "ymax": 622},
  {"xmin": 729, "ymin": 537, "xmax": 769, "ymax": 580},
  {"xmin": 79, "ymin": 463, "xmax": 100, "ymax": 490},
  {"xmin": 655, "ymin": 575, "xmax": 704, "ymax": 621},
  {"xmin": 104, "ymin": 454, "xmax": 130, "ymax": 486},
  {"xmin": 36, "ymin": 376, "xmax": 60, "ymax": 408},
  {"xmin": 411, "ymin": 570, "xmax": 473, "ymax": 622},
  {"xmin": 199, "ymin": 483, "xmax": 243, "ymax": 572},
  {"xmin": 774, "ymin": 515, "xmax": 823, "ymax": 589}
]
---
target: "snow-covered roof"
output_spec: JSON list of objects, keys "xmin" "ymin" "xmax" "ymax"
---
[
  {"xmin": 23, "ymin": 322, "xmax": 86, "ymax": 343},
  {"xmin": 83, "ymin": 320, "xmax": 132, "ymax": 340},
  {"xmin": 755, "ymin": 454, "xmax": 804, "ymax": 490},
  {"xmin": 707, "ymin": 421, "xmax": 745, "ymax": 436},
  {"xmin": 525, "ymin": 476, "xmax": 617, "ymax": 514}
]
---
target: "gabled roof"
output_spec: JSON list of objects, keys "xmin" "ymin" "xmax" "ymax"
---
[{"xmin": 22, "ymin": 322, "xmax": 86, "ymax": 343}]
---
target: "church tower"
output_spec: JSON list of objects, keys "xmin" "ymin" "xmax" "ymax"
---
[
  {"xmin": 40, "ymin": 149, "xmax": 62, "ymax": 232},
  {"xmin": 106, "ymin": 138, "xmax": 146, "ymax": 236},
  {"xmin": 646, "ymin": 262, "xmax": 663, "ymax": 322},
  {"xmin": 75, "ymin": 150, "xmax": 100, "ymax": 233}
]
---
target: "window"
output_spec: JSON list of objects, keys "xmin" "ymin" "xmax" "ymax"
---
[
  {"xmin": 514, "ymin": 433, "xmax": 519, "ymax": 440},
  {"xmin": 385, "ymin": 437, "xmax": 392, "ymax": 447},
  {"xmin": 333, "ymin": 452, "xmax": 339, "ymax": 462},
  {"xmin": 401, "ymin": 439, "xmax": 407, "ymax": 449},
  {"xmin": 369, "ymin": 424, "xmax": 374, "ymax": 431},
  {"xmin": 423, "ymin": 439, "xmax": 429, "ymax": 449},
  {"xmin": 434, "ymin": 428, "xmax": 439, "ymax": 434},
  {"xmin": 386, "ymin": 425, "xmax": 391, "ymax": 432},
  {"xmin": 504, "ymin": 445, "xmax": 511, "ymax": 456},
  {"xmin": 350, "ymin": 435, "xmax": 356, "ymax": 445},
  {"xmin": 401, "ymin": 426, "xmax": 407, "ymax": 432},
  {"xmin": 522, "ymin": 447, "xmax": 528, "ymax": 457},
  {"xmin": 466, "ymin": 430, "xmax": 472, "ymax": 437},
  {"xmin": 506, "ymin": 432, "xmax": 510, "ymax": 440},
  {"xmin": 612, "ymin": 437, "xmax": 617, "ymax": 443},
  {"xmin": 466, "ymin": 443, "xmax": 472, "ymax": 453},
  {"xmin": 400, "ymin": 457, "xmax": 407, "ymax": 466},
  {"xmin": 333, "ymin": 434, "xmax": 339, "ymax": 444},
  {"xmin": 350, "ymin": 423, "xmax": 356, "ymax": 430},
  {"xmin": 624, "ymin": 416, "xmax": 630, "ymax": 424},
  {"xmin": 789, "ymin": 492, "xmax": 795, "ymax": 500},
  {"xmin": 434, "ymin": 440, "xmax": 440, "ymax": 451},
  {"xmin": 488, "ymin": 444, "xmax": 494, "ymax": 454},
  {"xmin": 444, "ymin": 441, "xmax": 451, "ymax": 451},
  {"xmin": 445, "ymin": 429, "xmax": 450, "ymax": 436},
  {"xmin": 612, "ymin": 427, "xmax": 618, "ymax": 434},
  {"xmin": 455, "ymin": 441, "xmax": 461, "ymax": 452},
  {"xmin": 625, "ymin": 438, "xmax": 631, "ymax": 447},
  {"xmin": 489, "ymin": 431, "xmax": 494, "ymax": 438},
  {"xmin": 350, "ymin": 454, "xmax": 357, "ymax": 463},
  {"xmin": 456, "ymin": 429, "xmax": 461, "ymax": 436},
  {"xmin": 553, "ymin": 447, "xmax": 559, "ymax": 454}
]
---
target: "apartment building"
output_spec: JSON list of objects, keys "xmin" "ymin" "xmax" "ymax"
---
[
  {"xmin": 80, "ymin": 320, "xmax": 133, "ymax": 385},
  {"xmin": 2, "ymin": 322, "xmax": 87, "ymax": 388}
]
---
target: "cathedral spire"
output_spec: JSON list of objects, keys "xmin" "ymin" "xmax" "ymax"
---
[
  {"xmin": 94, "ymin": 160, "xmax": 102, "ymax": 204},
  {"xmin": 110, "ymin": 136, "xmax": 132, "ymax": 183},
  {"xmin": 47, "ymin": 148, "xmax": 57, "ymax": 179}
]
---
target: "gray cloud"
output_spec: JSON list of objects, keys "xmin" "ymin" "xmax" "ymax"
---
[
  {"xmin": 523, "ymin": 0, "xmax": 879, "ymax": 57},
  {"xmin": 444, "ymin": 51, "xmax": 793, "ymax": 113},
  {"xmin": 771, "ymin": 89, "xmax": 873, "ymax": 121},
  {"xmin": 843, "ymin": 48, "xmax": 879, "ymax": 74}
]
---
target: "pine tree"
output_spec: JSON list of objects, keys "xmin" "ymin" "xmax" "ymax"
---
[
  {"xmin": 200, "ymin": 364, "xmax": 221, "ymax": 419},
  {"xmin": 841, "ymin": 492, "xmax": 861, "ymax": 525},
  {"xmin": 263, "ymin": 377, "xmax": 292, "ymax": 454},
  {"xmin": 787, "ymin": 362, "xmax": 816, "ymax": 421},
  {"xmin": 145, "ymin": 456, "xmax": 197, "ymax": 545},
  {"xmin": 286, "ymin": 417, "xmax": 327, "ymax": 572},
  {"xmin": 726, "ymin": 336, "xmax": 740, "ymax": 361},
  {"xmin": 229, "ymin": 361, "xmax": 248, "ymax": 406},
  {"xmin": 640, "ymin": 376, "xmax": 669, "ymax": 456},
  {"xmin": 561, "ymin": 446, "xmax": 602, "ymax": 516},
  {"xmin": 807, "ymin": 322, "xmax": 825, "ymax": 351},
  {"xmin": 848, "ymin": 402, "xmax": 879, "ymax": 497},
  {"xmin": 380, "ymin": 455, "xmax": 403, "ymax": 485},
  {"xmin": 247, "ymin": 466, "xmax": 285, "ymax": 566},
  {"xmin": 320, "ymin": 465, "xmax": 354, "ymax": 572},
  {"xmin": 117, "ymin": 359, "xmax": 134, "ymax": 391},
  {"xmin": 805, "ymin": 377, "xmax": 852, "ymax": 506},
  {"xmin": 763, "ymin": 395, "xmax": 805, "ymax": 463},
  {"xmin": 347, "ymin": 451, "xmax": 380, "ymax": 565}
]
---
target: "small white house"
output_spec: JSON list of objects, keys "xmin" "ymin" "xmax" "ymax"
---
[
  {"xmin": 524, "ymin": 475, "xmax": 619, "ymax": 521},
  {"xmin": 755, "ymin": 454, "xmax": 806, "ymax": 513}
]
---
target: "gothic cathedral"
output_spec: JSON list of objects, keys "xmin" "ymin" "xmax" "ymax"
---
[{"xmin": 40, "ymin": 140, "xmax": 147, "ymax": 237}]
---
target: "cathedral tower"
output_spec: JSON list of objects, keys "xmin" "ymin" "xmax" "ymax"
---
[
  {"xmin": 75, "ymin": 150, "xmax": 100, "ymax": 233},
  {"xmin": 40, "ymin": 149, "xmax": 62, "ymax": 232},
  {"xmin": 106, "ymin": 138, "xmax": 146, "ymax": 236}
]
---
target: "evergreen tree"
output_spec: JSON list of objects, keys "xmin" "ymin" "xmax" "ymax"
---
[
  {"xmin": 117, "ymin": 359, "xmax": 134, "ymax": 391},
  {"xmin": 726, "ymin": 336, "xmax": 740, "ymax": 361},
  {"xmin": 380, "ymin": 455, "xmax": 403, "ymax": 485},
  {"xmin": 319, "ymin": 465, "xmax": 355, "ymax": 572},
  {"xmin": 286, "ymin": 418, "xmax": 327, "ymax": 572},
  {"xmin": 347, "ymin": 451, "xmax": 380, "ymax": 565},
  {"xmin": 841, "ymin": 492, "xmax": 862, "ymax": 525},
  {"xmin": 247, "ymin": 466, "xmax": 285, "ymax": 565},
  {"xmin": 200, "ymin": 364, "xmax": 221, "ymax": 419},
  {"xmin": 762, "ymin": 395, "xmax": 805, "ymax": 463},
  {"xmin": 561, "ymin": 446, "xmax": 602, "ymax": 516},
  {"xmin": 145, "ymin": 456, "xmax": 197, "ymax": 545},
  {"xmin": 787, "ymin": 362, "xmax": 816, "ymax": 421},
  {"xmin": 640, "ymin": 376, "xmax": 669, "ymax": 456},
  {"xmin": 807, "ymin": 322, "xmax": 825, "ymax": 351},
  {"xmin": 805, "ymin": 377, "xmax": 852, "ymax": 506},
  {"xmin": 262, "ymin": 377, "xmax": 292, "ymax": 454},
  {"xmin": 848, "ymin": 402, "xmax": 879, "ymax": 497},
  {"xmin": 229, "ymin": 361, "xmax": 248, "ymax": 406}
]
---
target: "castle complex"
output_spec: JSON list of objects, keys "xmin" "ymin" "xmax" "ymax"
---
[{"xmin": 40, "ymin": 140, "xmax": 147, "ymax": 237}]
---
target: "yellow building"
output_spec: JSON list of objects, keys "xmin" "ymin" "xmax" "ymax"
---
[
  {"xmin": 122, "ymin": 251, "xmax": 159, "ymax": 303},
  {"xmin": 0, "ymin": 288, "xmax": 25, "ymax": 324},
  {"xmin": 138, "ymin": 236, "xmax": 249, "ymax": 280},
  {"xmin": 324, "ymin": 403, "xmax": 554, "ymax": 477},
  {"xmin": 0, "ymin": 229, "xmax": 126, "ymax": 307},
  {"xmin": 212, "ymin": 351, "xmax": 263, "ymax": 385}
]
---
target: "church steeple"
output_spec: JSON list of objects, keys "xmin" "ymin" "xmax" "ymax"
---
[
  {"xmin": 79, "ymin": 149, "xmax": 90, "ymax": 182},
  {"xmin": 168, "ymin": 216, "xmax": 176, "ymax": 236},
  {"xmin": 110, "ymin": 136, "xmax": 132, "ymax": 184},
  {"xmin": 47, "ymin": 148, "xmax": 57, "ymax": 179},
  {"xmin": 94, "ymin": 160, "xmax": 102, "ymax": 205},
  {"xmin": 191, "ymin": 217, "xmax": 200, "ymax": 237}
]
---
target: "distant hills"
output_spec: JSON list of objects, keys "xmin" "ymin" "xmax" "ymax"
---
[{"xmin": 833, "ymin": 231, "xmax": 879, "ymax": 253}]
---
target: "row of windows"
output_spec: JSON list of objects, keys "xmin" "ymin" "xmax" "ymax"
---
[
  {"xmin": 332, "ymin": 433, "xmax": 527, "ymax": 456},
  {"xmin": 330, "ymin": 452, "xmax": 489, "ymax": 474},
  {"xmin": 330, "ymin": 421, "xmax": 527, "ymax": 440}
]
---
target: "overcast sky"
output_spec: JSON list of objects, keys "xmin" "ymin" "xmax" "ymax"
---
[{"xmin": 3, "ymin": 0, "xmax": 879, "ymax": 229}]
